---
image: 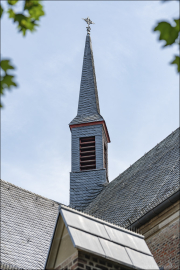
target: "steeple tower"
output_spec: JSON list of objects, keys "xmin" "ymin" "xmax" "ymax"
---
[{"xmin": 69, "ymin": 18, "xmax": 110, "ymax": 210}]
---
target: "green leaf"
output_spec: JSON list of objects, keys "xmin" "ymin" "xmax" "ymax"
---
[
  {"xmin": 14, "ymin": 13, "xmax": 27, "ymax": 22},
  {"xmin": 10, "ymin": 13, "xmax": 37, "ymax": 35},
  {"xmin": 7, "ymin": 0, "xmax": 19, "ymax": 5},
  {"xmin": 0, "ymin": 59, "xmax": 18, "ymax": 108},
  {"xmin": 170, "ymin": 55, "xmax": 180, "ymax": 73},
  {"xmin": 7, "ymin": 1, "xmax": 45, "ymax": 37},
  {"xmin": 8, "ymin": 9, "xmax": 43, "ymax": 36},
  {"xmin": 24, "ymin": 0, "xmax": 45, "ymax": 20},
  {"xmin": 0, "ymin": 74, "xmax": 17, "ymax": 104},
  {"xmin": 24, "ymin": 0, "xmax": 38, "ymax": 10},
  {"xmin": 1, "ymin": 74, "xmax": 17, "ymax": 89},
  {"xmin": 154, "ymin": 21, "xmax": 179, "ymax": 47},
  {"xmin": 174, "ymin": 19, "xmax": 180, "ymax": 31},
  {"xmin": 0, "ymin": 4, "xmax": 4, "ymax": 18},
  {"xmin": 7, "ymin": 8, "xmax": 15, "ymax": 19},
  {"xmin": 28, "ymin": 5, "xmax": 45, "ymax": 20},
  {"xmin": 1, "ymin": 60, "xmax": 15, "ymax": 72}
]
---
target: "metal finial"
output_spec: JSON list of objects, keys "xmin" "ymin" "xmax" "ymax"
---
[{"xmin": 82, "ymin": 17, "xmax": 95, "ymax": 35}]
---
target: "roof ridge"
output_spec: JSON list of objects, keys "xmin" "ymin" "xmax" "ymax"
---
[{"xmin": 0, "ymin": 179, "xmax": 61, "ymax": 205}]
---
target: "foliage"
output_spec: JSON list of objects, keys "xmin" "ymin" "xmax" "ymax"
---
[
  {"xmin": 0, "ymin": 0, "xmax": 45, "ymax": 107},
  {"xmin": 154, "ymin": 7, "xmax": 180, "ymax": 72},
  {"xmin": 0, "ymin": 60, "xmax": 17, "ymax": 105}
]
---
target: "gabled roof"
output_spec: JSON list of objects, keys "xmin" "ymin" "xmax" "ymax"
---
[
  {"xmin": 47, "ymin": 205, "xmax": 159, "ymax": 270},
  {"xmin": 0, "ymin": 180, "xmax": 60, "ymax": 270},
  {"xmin": 1, "ymin": 126, "xmax": 179, "ymax": 269},
  {"xmin": 69, "ymin": 34, "xmax": 103, "ymax": 126},
  {"xmin": 84, "ymin": 127, "xmax": 180, "ymax": 228}
]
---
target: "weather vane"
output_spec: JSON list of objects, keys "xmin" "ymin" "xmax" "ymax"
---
[{"xmin": 82, "ymin": 17, "xmax": 95, "ymax": 35}]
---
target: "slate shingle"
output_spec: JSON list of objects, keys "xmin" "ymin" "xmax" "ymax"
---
[
  {"xmin": 1, "ymin": 127, "xmax": 179, "ymax": 269},
  {"xmin": 0, "ymin": 180, "xmax": 60, "ymax": 270},
  {"xmin": 84, "ymin": 127, "xmax": 180, "ymax": 228},
  {"xmin": 69, "ymin": 34, "xmax": 103, "ymax": 126}
]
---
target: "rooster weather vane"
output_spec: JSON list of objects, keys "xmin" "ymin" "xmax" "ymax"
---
[{"xmin": 82, "ymin": 17, "xmax": 95, "ymax": 35}]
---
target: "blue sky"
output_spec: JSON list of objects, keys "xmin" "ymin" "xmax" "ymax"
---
[{"xmin": 1, "ymin": 1, "xmax": 179, "ymax": 205}]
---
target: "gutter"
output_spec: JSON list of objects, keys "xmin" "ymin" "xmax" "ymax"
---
[{"xmin": 128, "ymin": 190, "xmax": 180, "ymax": 230}]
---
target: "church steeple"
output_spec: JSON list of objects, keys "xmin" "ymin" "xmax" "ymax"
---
[
  {"xmin": 69, "ymin": 18, "xmax": 110, "ymax": 210},
  {"xmin": 69, "ymin": 31, "xmax": 103, "ymax": 125}
]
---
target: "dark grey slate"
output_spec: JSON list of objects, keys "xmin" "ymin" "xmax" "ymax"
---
[
  {"xmin": 1, "ymin": 127, "xmax": 179, "ymax": 269},
  {"xmin": 84, "ymin": 127, "xmax": 180, "ymax": 228},
  {"xmin": 70, "ymin": 34, "xmax": 104, "ymax": 126},
  {"xmin": 70, "ymin": 169, "xmax": 107, "ymax": 210},
  {"xmin": 70, "ymin": 124, "xmax": 108, "ymax": 210},
  {"xmin": 0, "ymin": 180, "xmax": 60, "ymax": 270},
  {"xmin": 69, "ymin": 33, "xmax": 109, "ymax": 211}
]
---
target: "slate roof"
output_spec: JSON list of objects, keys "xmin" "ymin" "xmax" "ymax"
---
[
  {"xmin": 84, "ymin": 127, "xmax": 180, "ymax": 228},
  {"xmin": 69, "ymin": 34, "xmax": 104, "ymax": 126},
  {"xmin": 0, "ymin": 180, "xmax": 60, "ymax": 270},
  {"xmin": 70, "ymin": 113, "xmax": 104, "ymax": 125},
  {"xmin": 1, "ymin": 127, "xmax": 179, "ymax": 269}
]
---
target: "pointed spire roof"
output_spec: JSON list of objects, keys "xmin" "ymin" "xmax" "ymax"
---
[{"xmin": 69, "ymin": 34, "xmax": 104, "ymax": 125}]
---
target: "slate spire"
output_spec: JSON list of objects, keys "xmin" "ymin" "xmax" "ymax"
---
[
  {"xmin": 69, "ymin": 21, "xmax": 110, "ymax": 210},
  {"xmin": 69, "ymin": 33, "xmax": 104, "ymax": 125},
  {"xmin": 78, "ymin": 34, "xmax": 100, "ymax": 114}
]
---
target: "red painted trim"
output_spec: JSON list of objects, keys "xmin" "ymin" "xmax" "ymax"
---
[
  {"xmin": 70, "ymin": 121, "xmax": 104, "ymax": 129},
  {"xmin": 69, "ymin": 121, "xmax": 111, "ymax": 143}
]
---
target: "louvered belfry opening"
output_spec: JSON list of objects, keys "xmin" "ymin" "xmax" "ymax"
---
[{"xmin": 80, "ymin": 136, "xmax": 96, "ymax": 171}]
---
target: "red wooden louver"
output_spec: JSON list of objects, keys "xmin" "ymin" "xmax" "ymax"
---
[{"xmin": 80, "ymin": 137, "xmax": 96, "ymax": 171}]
